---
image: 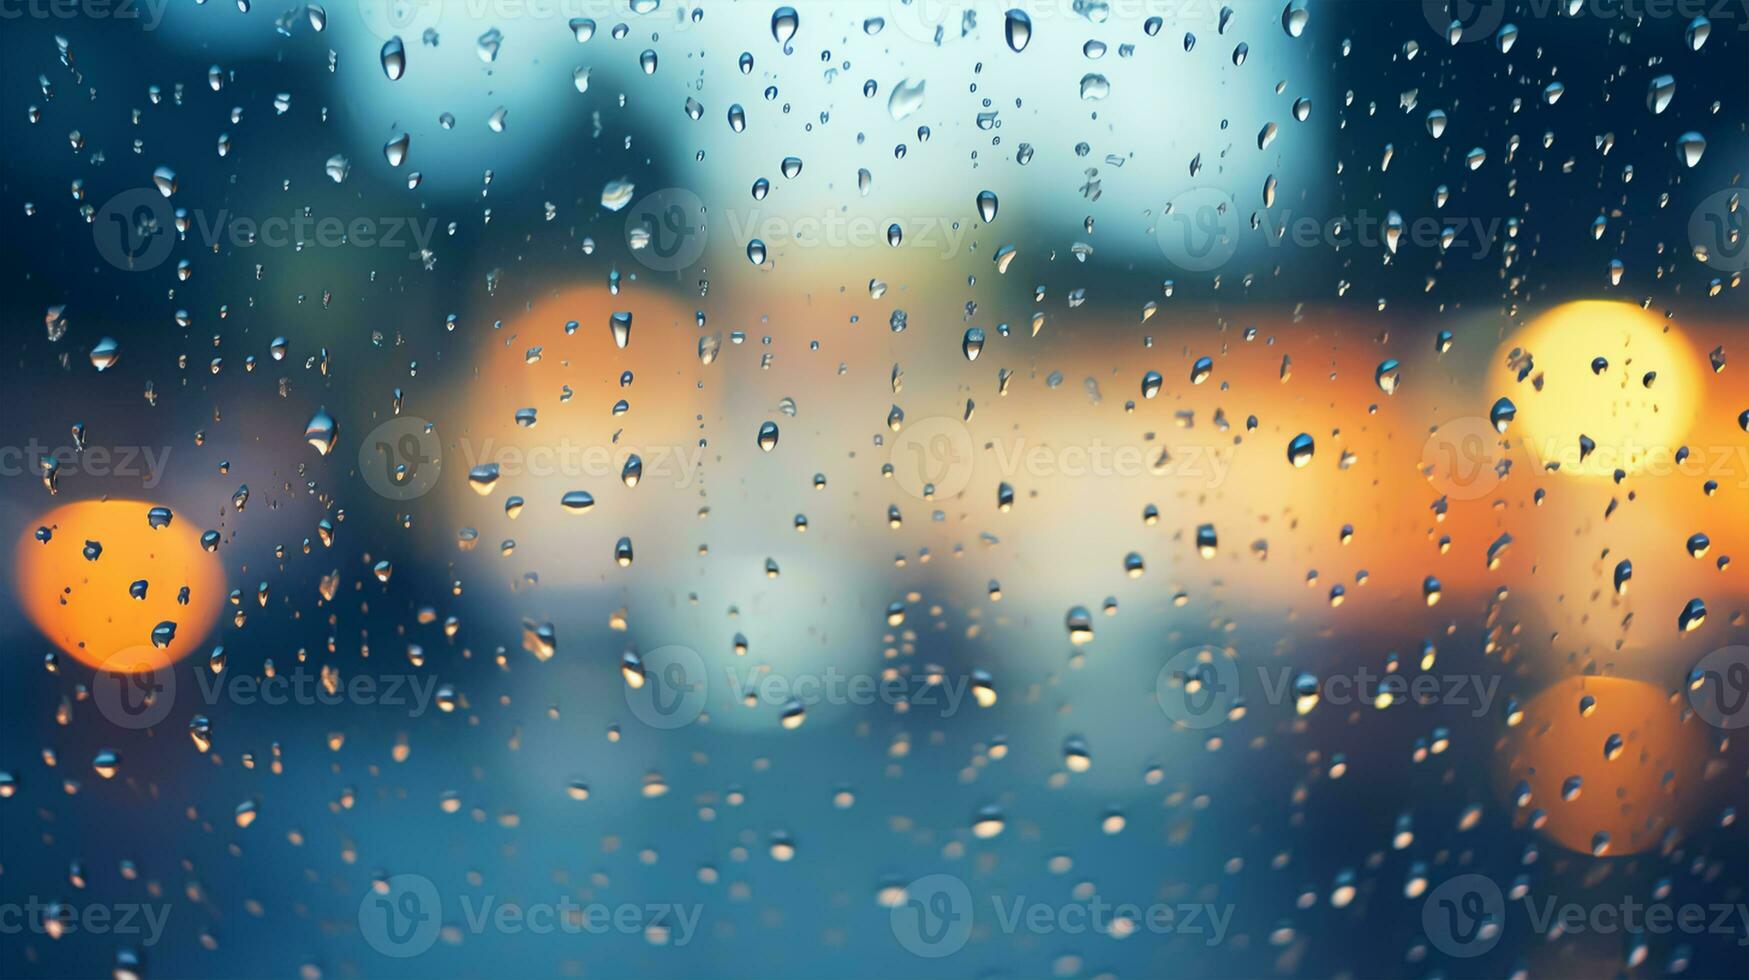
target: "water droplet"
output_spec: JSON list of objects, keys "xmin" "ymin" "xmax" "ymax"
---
[
  {"xmin": 380, "ymin": 37, "xmax": 405, "ymax": 81},
  {"xmin": 1287, "ymin": 433, "xmax": 1315, "ymax": 467},
  {"xmin": 1686, "ymin": 15, "xmax": 1711, "ymax": 50},
  {"xmin": 1065, "ymin": 606, "xmax": 1094, "ymax": 645},
  {"xmin": 1489, "ymin": 397, "xmax": 1516, "ymax": 433},
  {"xmin": 1676, "ymin": 131, "xmax": 1706, "ymax": 167},
  {"xmin": 383, "ymin": 131, "xmax": 409, "ymax": 167},
  {"xmin": 962, "ymin": 327, "xmax": 985, "ymax": 361},
  {"xmin": 1281, "ymin": 0, "xmax": 1309, "ymax": 37},
  {"xmin": 304, "ymin": 407, "xmax": 338, "ymax": 455},
  {"xmin": 1190, "ymin": 356, "xmax": 1213, "ymax": 384},
  {"xmin": 771, "ymin": 6, "xmax": 798, "ymax": 50},
  {"xmin": 1375, "ymin": 359, "xmax": 1401, "ymax": 394},
  {"xmin": 1004, "ymin": 8, "xmax": 1031, "ymax": 51},
  {"xmin": 1648, "ymin": 74, "xmax": 1675, "ymax": 114},
  {"xmin": 976, "ymin": 190, "xmax": 998, "ymax": 222},
  {"xmin": 887, "ymin": 78, "xmax": 926, "ymax": 120},
  {"xmin": 1678, "ymin": 598, "xmax": 1706, "ymax": 632},
  {"xmin": 89, "ymin": 336, "xmax": 120, "ymax": 371}
]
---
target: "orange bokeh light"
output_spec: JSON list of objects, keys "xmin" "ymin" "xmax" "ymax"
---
[
  {"xmin": 1493, "ymin": 674, "xmax": 1708, "ymax": 857},
  {"xmin": 14, "ymin": 499, "xmax": 225, "ymax": 672}
]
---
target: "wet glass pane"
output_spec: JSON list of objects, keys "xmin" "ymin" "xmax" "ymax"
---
[{"xmin": 1, "ymin": 1, "xmax": 1746, "ymax": 977}]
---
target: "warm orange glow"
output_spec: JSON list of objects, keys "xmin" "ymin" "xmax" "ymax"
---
[
  {"xmin": 1493, "ymin": 675, "xmax": 1706, "ymax": 857},
  {"xmin": 14, "ymin": 499, "xmax": 225, "ymax": 672},
  {"xmin": 1487, "ymin": 301, "xmax": 1701, "ymax": 478}
]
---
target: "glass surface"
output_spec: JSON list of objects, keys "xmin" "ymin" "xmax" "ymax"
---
[{"xmin": 1, "ymin": 1, "xmax": 1746, "ymax": 977}]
